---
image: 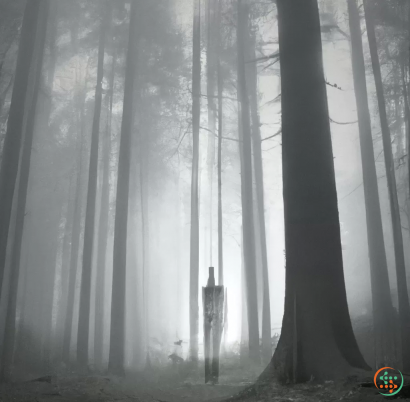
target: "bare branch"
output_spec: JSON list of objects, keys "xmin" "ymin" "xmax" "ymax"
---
[
  {"xmin": 329, "ymin": 117, "xmax": 358, "ymax": 125},
  {"xmin": 261, "ymin": 128, "xmax": 281, "ymax": 142}
]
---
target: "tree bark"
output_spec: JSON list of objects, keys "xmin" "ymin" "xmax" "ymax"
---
[
  {"xmin": 246, "ymin": 27, "xmax": 272, "ymax": 366},
  {"xmin": 0, "ymin": 0, "xmax": 49, "ymax": 381},
  {"xmin": 55, "ymin": 173, "xmax": 74, "ymax": 359},
  {"xmin": 189, "ymin": 0, "xmax": 201, "ymax": 365},
  {"xmin": 77, "ymin": 0, "xmax": 109, "ymax": 368},
  {"xmin": 239, "ymin": 227, "xmax": 248, "ymax": 363},
  {"xmin": 0, "ymin": 0, "xmax": 42, "ymax": 298},
  {"xmin": 94, "ymin": 25, "xmax": 116, "ymax": 372},
  {"xmin": 266, "ymin": 0, "xmax": 370, "ymax": 383},
  {"xmin": 237, "ymin": 0, "xmax": 260, "ymax": 365},
  {"xmin": 62, "ymin": 81, "xmax": 87, "ymax": 364},
  {"xmin": 109, "ymin": 0, "xmax": 140, "ymax": 375},
  {"xmin": 216, "ymin": 0, "xmax": 223, "ymax": 287},
  {"xmin": 40, "ymin": 200, "xmax": 63, "ymax": 370},
  {"xmin": 206, "ymin": 0, "xmax": 216, "ymax": 269},
  {"xmin": 138, "ymin": 101, "xmax": 150, "ymax": 367}
]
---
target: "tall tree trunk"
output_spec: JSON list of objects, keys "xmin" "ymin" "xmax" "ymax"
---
[
  {"xmin": 407, "ymin": 6, "xmax": 410, "ymax": 203},
  {"xmin": 347, "ymin": 0, "xmax": 396, "ymax": 370},
  {"xmin": 206, "ymin": 0, "xmax": 216, "ymax": 269},
  {"xmin": 0, "ymin": 0, "xmax": 49, "ymax": 380},
  {"xmin": 62, "ymin": 84, "xmax": 87, "ymax": 364},
  {"xmin": 0, "ymin": 0, "xmax": 42, "ymax": 297},
  {"xmin": 55, "ymin": 173, "xmax": 74, "ymax": 359},
  {"xmin": 246, "ymin": 28, "xmax": 272, "ymax": 366},
  {"xmin": 266, "ymin": 0, "xmax": 370, "ymax": 383},
  {"xmin": 77, "ymin": 1, "xmax": 109, "ymax": 368},
  {"xmin": 139, "ymin": 124, "xmax": 150, "ymax": 367},
  {"xmin": 216, "ymin": 0, "xmax": 223, "ymax": 287},
  {"xmin": 401, "ymin": 62, "xmax": 410, "ymax": 226},
  {"xmin": 108, "ymin": 0, "xmax": 139, "ymax": 375},
  {"xmin": 40, "ymin": 201, "xmax": 63, "ymax": 370},
  {"xmin": 364, "ymin": 0, "xmax": 410, "ymax": 371},
  {"xmin": 237, "ymin": 0, "xmax": 260, "ymax": 365},
  {"xmin": 94, "ymin": 31, "xmax": 116, "ymax": 372},
  {"xmin": 189, "ymin": 0, "xmax": 201, "ymax": 365},
  {"xmin": 239, "ymin": 227, "xmax": 248, "ymax": 363},
  {"xmin": 403, "ymin": 71, "xmax": 410, "ymax": 182},
  {"xmin": 0, "ymin": 76, "xmax": 14, "ymax": 123}
]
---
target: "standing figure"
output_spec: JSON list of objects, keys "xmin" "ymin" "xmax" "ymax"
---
[{"xmin": 203, "ymin": 267, "xmax": 225, "ymax": 384}]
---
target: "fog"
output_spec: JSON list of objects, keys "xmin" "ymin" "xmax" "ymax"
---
[{"xmin": 0, "ymin": 0, "xmax": 409, "ymax": 400}]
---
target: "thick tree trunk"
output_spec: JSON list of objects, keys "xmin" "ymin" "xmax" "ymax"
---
[
  {"xmin": 364, "ymin": 0, "xmax": 410, "ymax": 371},
  {"xmin": 94, "ymin": 31, "xmax": 116, "ymax": 372},
  {"xmin": 246, "ymin": 28, "xmax": 272, "ymax": 366},
  {"xmin": 189, "ymin": 0, "xmax": 201, "ymax": 365},
  {"xmin": 77, "ymin": 1, "xmax": 109, "ymax": 368},
  {"xmin": 347, "ymin": 0, "xmax": 397, "ymax": 370},
  {"xmin": 0, "ymin": 0, "xmax": 49, "ymax": 381},
  {"xmin": 109, "ymin": 0, "xmax": 139, "ymax": 375},
  {"xmin": 237, "ymin": 0, "xmax": 260, "ymax": 365},
  {"xmin": 266, "ymin": 0, "xmax": 370, "ymax": 383},
  {"xmin": 0, "ymin": 0, "xmax": 42, "ymax": 298}
]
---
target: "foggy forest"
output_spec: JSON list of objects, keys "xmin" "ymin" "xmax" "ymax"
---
[{"xmin": 0, "ymin": 0, "xmax": 410, "ymax": 401}]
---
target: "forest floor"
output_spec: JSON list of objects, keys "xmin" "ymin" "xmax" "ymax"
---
[
  {"xmin": 1, "ymin": 372, "xmax": 410, "ymax": 402},
  {"xmin": 1, "ymin": 356, "xmax": 409, "ymax": 402}
]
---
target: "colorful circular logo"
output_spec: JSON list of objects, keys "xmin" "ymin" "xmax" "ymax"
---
[{"xmin": 374, "ymin": 367, "xmax": 404, "ymax": 396}]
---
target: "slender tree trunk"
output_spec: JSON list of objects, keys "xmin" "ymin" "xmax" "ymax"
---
[
  {"xmin": 77, "ymin": 1, "xmax": 109, "ymax": 368},
  {"xmin": 62, "ymin": 84, "xmax": 87, "ymax": 364},
  {"xmin": 364, "ymin": 0, "xmax": 410, "ymax": 371},
  {"xmin": 94, "ymin": 31, "xmax": 116, "ymax": 373},
  {"xmin": 239, "ymin": 227, "xmax": 248, "ymax": 363},
  {"xmin": 0, "ymin": 0, "xmax": 42, "ymax": 297},
  {"xmin": 206, "ymin": 0, "xmax": 216, "ymax": 269},
  {"xmin": 109, "ymin": 0, "xmax": 140, "ymax": 375},
  {"xmin": 216, "ymin": 0, "xmax": 223, "ymax": 288},
  {"xmin": 139, "ymin": 113, "xmax": 150, "ymax": 367},
  {"xmin": 175, "ymin": 158, "xmax": 183, "ymax": 339},
  {"xmin": 189, "ymin": 0, "xmax": 201, "ymax": 365},
  {"xmin": 0, "ymin": 76, "xmax": 14, "ymax": 122},
  {"xmin": 402, "ymin": 63, "xmax": 410, "ymax": 220},
  {"xmin": 347, "ymin": 0, "xmax": 396, "ymax": 370},
  {"xmin": 246, "ymin": 28, "xmax": 272, "ymax": 366},
  {"xmin": 266, "ymin": 0, "xmax": 370, "ymax": 383},
  {"xmin": 223, "ymin": 288, "xmax": 228, "ymax": 353},
  {"xmin": 55, "ymin": 173, "xmax": 74, "ymax": 358},
  {"xmin": 0, "ymin": 0, "xmax": 50, "ymax": 381},
  {"xmin": 15, "ymin": 231, "xmax": 31, "ymax": 353},
  {"xmin": 407, "ymin": 6, "xmax": 410, "ymax": 199},
  {"xmin": 40, "ymin": 201, "xmax": 63, "ymax": 370},
  {"xmin": 237, "ymin": 0, "xmax": 260, "ymax": 365}
]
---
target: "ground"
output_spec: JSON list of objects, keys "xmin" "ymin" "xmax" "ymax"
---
[{"xmin": 1, "ymin": 361, "xmax": 409, "ymax": 402}]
